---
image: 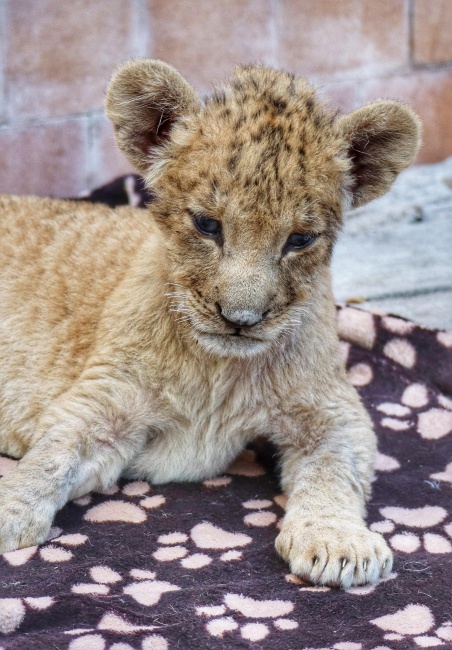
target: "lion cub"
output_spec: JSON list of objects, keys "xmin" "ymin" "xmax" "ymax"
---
[{"xmin": 0, "ymin": 60, "xmax": 420, "ymax": 587}]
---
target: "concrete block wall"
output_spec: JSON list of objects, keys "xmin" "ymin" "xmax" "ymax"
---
[{"xmin": 1, "ymin": 0, "xmax": 452, "ymax": 198}]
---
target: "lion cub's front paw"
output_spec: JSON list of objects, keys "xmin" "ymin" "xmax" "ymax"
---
[
  {"xmin": 0, "ymin": 487, "xmax": 53, "ymax": 554},
  {"xmin": 275, "ymin": 517, "xmax": 393, "ymax": 589}
]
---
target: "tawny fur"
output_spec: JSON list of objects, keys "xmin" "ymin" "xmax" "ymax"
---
[{"xmin": 0, "ymin": 60, "xmax": 421, "ymax": 587}]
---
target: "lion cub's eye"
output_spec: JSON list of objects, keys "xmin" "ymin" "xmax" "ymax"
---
[
  {"xmin": 192, "ymin": 214, "xmax": 222, "ymax": 238},
  {"xmin": 284, "ymin": 233, "xmax": 316, "ymax": 253}
]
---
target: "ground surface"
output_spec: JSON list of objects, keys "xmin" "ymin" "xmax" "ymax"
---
[{"xmin": 332, "ymin": 157, "xmax": 452, "ymax": 330}]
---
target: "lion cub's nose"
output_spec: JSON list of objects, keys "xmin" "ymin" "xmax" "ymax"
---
[{"xmin": 218, "ymin": 306, "xmax": 265, "ymax": 328}]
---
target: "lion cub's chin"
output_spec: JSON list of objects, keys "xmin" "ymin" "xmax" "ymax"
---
[{"xmin": 195, "ymin": 332, "xmax": 271, "ymax": 358}]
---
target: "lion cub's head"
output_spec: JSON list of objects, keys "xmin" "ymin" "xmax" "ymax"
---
[{"xmin": 106, "ymin": 60, "xmax": 421, "ymax": 358}]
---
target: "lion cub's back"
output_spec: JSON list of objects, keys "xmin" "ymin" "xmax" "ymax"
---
[{"xmin": 0, "ymin": 195, "xmax": 152, "ymax": 456}]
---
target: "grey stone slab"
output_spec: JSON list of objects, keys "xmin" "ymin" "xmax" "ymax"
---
[
  {"xmin": 331, "ymin": 157, "xmax": 452, "ymax": 330},
  {"xmin": 352, "ymin": 290, "xmax": 452, "ymax": 331}
]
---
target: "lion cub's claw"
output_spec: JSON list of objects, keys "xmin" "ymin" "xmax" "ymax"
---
[{"xmin": 275, "ymin": 519, "xmax": 393, "ymax": 589}]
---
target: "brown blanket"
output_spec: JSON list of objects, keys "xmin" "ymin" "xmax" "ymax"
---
[{"xmin": 0, "ymin": 177, "xmax": 451, "ymax": 649}]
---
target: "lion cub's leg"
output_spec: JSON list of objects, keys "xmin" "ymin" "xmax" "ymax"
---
[
  {"xmin": 274, "ymin": 389, "xmax": 392, "ymax": 588},
  {"xmin": 0, "ymin": 379, "xmax": 150, "ymax": 553}
]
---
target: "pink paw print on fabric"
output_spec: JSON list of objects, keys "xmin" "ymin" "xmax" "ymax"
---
[
  {"xmin": 226, "ymin": 449, "xmax": 267, "ymax": 478},
  {"xmin": 2, "ymin": 527, "xmax": 88, "ymax": 567},
  {"xmin": 337, "ymin": 309, "xmax": 414, "ymax": 390},
  {"xmin": 0, "ymin": 596, "xmax": 54, "ymax": 635},
  {"xmin": 371, "ymin": 603, "xmax": 452, "ymax": 647},
  {"xmin": 430, "ymin": 461, "xmax": 452, "ymax": 485},
  {"xmin": 374, "ymin": 450, "xmax": 401, "ymax": 474},
  {"xmin": 152, "ymin": 521, "xmax": 253, "ymax": 568},
  {"xmin": 370, "ymin": 506, "xmax": 452, "ymax": 555},
  {"xmin": 145, "ymin": 451, "xmax": 271, "ymax": 569},
  {"xmin": 377, "ymin": 382, "xmax": 452, "ymax": 440},
  {"xmin": 67, "ymin": 631, "xmax": 168, "ymax": 650},
  {"xmin": 242, "ymin": 497, "xmax": 280, "ymax": 528},
  {"xmin": 81, "ymin": 481, "xmax": 166, "ymax": 525},
  {"xmin": 70, "ymin": 565, "xmax": 179, "ymax": 602},
  {"xmin": 67, "ymin": 567, "xmax": 178, "ymax": 649},
  {"xmin": 197, "ymin": 593, "xmax": 298, "ymax": 642}
]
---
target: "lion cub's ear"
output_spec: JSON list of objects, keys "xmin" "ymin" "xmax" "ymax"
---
[
  {"xmin": 106, "ymin": 59, "xmax": 201, "ymax": 175},
  {"xmin": 335, "ymin": 101, "xmax": 422, "ymax": 209}
]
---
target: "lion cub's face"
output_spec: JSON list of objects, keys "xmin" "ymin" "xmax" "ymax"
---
[
  {"xmin": 151, "ymin": 74, "xmax": 345, "ymax": 357},
  {"xmin": 106, "ymin": 61, "xmax": 421, "ymax": 357}
]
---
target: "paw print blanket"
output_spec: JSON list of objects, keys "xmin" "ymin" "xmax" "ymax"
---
[{"xmin": 0, "ymin": 177, "xmax": 451, "ymax": 650}]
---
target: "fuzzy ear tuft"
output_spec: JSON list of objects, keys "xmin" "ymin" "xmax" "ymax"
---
[
  {"xmin": 336, "ymin": 100, "xmax": 422, "ymax": 209},
  {"xmin": 106, "ymin": 59, "xmax": 201, "ymax": 175}
]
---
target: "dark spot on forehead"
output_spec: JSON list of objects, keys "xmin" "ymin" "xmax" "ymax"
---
[
  {"xmin": 306, "ymin": 98, "xmax": 314, "ymax": 113},
  {"xmin": 313, "ymin": 114, "xmax": 323, "ymax": 129},
  {"xmin": 270, "ymin": 98, "xmax": 288, "ymax": 113},
  {"xmin": 271, "ymin": 124, "xmax": 284, "ymax": 140}
]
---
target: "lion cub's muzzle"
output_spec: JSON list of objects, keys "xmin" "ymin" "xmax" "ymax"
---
[{"xmin": 214, "ymin": 258, "xmax": 277, "ymax": 332}]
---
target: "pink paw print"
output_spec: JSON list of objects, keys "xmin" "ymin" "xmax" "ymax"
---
[
  {"xmin": 372, "ymin": 603, "xmax": 452, "ymax": 647},
  {"xmin": 67, "ymin": 566, "xmax": 178, "ymax": 649},
  {"xmin": 0, "ymin": 596, "xmax": 54, "ymax": 635},
  {"xmin": 2, "ymin": 527, "xmax": 88, "ymax": 566},
  {"xmin": 371, "ymin": 506, "xmax": 452, "ymax": 555},
  {"xmin": 197, "ymin": 593, "xmax": 298, "ymax": 642}
]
